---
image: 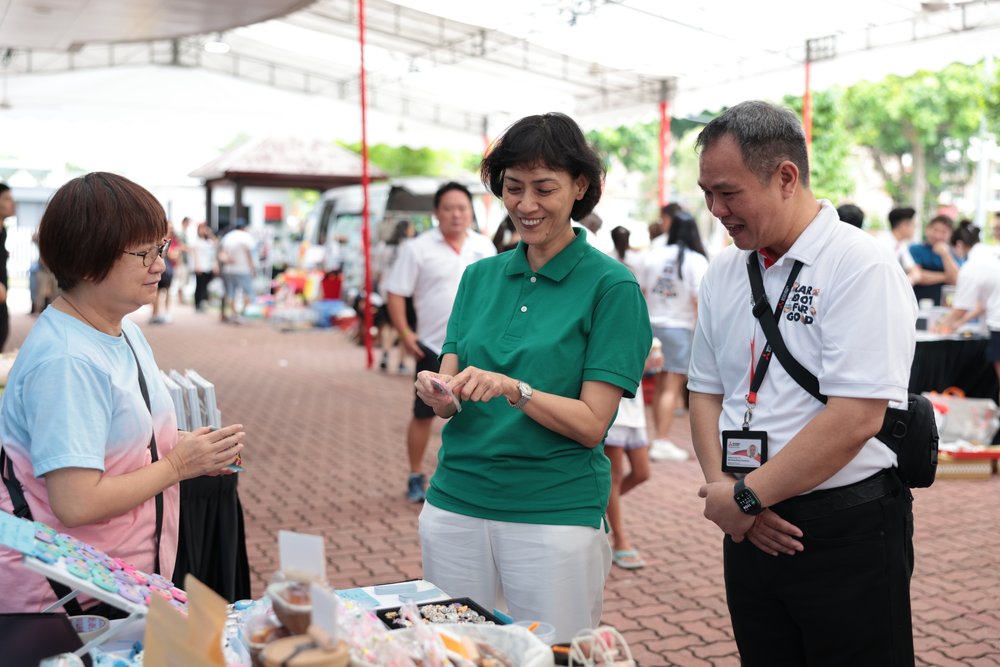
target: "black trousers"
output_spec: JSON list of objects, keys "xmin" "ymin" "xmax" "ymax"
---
[
  {"xmin": 724, "ymin": 472, "xmax": 914, "ymax": 667},
  {"xmin": 194, "ymin": 272, "xmax": 213, "ymax": 309}
]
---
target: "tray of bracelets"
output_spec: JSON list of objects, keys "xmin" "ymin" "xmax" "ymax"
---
[
  {"xmin": 376, "ymin": 597, "xmax": 507, "ymax": 630},
  {"xmin": 21, "ymin": 522, "xmax": 187, "ymax": 617}
]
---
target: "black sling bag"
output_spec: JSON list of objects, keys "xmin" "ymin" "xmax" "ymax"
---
[{"xmin": 747, "ymin": 255, "xmax": 938, "ymax": 487}]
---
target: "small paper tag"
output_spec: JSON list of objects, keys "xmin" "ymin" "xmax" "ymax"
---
[
  {"xmin": 278, "ymin": 531, "xmax": 326, "ymax": 581},
  {"xmin": 311, "ymin": 583, "xmax": 340, "ymax": 643}
]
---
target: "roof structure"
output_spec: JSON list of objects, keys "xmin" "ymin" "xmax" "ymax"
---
[
  {"xmin": 189, "ymin": 136, "xmax": 386, "ymax": 189},
  {"xmin": 3, "ymin": 0, "xmax": 1000, "ymax": 138}
]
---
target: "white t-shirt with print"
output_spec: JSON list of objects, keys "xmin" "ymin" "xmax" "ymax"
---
[{"xmin": 640, "ymin": 244, "xmax": 709, "ymax": 329}]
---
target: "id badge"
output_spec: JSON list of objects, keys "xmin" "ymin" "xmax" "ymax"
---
[{"xmin": 721, "ymin": 430, "xmax": 768, "ymax": 474}]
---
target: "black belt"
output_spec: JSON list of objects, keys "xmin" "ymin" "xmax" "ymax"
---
[{"xmin": 770, "ymin": 469, "xmax": 899, "ymax": 522}]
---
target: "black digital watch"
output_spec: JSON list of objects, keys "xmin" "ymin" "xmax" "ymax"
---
[{"xmin": 734, "ymin": 478, "xmax": 765, "ymax": 515}]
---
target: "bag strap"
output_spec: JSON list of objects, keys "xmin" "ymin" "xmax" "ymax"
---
[
  {"xmin": 746, "ymin": 255, "xmax": 909, "ymax": 456},
  {"xmin": 122, "ymin": 332, "xmax": 163, "ymax": 576},
  {"xmin": 2, "ymin": 447, "xmax": 85, "ymax": 615},
  {"xmin": 746, "ymin": 254, "xmax": 827, "ymax": 405}
]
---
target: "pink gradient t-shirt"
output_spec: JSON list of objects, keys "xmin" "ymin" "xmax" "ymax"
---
[{"xmin": 0, "ymin": 309, "xmax": 179, "ymax": 612}]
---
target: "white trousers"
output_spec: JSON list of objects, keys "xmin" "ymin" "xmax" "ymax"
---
[{"xmin": 418, "ymin": 502, "xmax": 612, "ymax": 644}]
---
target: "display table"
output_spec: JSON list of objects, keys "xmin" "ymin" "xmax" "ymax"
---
[
  {"xmin": 911, "ymin": 334, "xmax": 999, "ymax": 444},
  {"xmin": 911, "ymin": 334, "xmax": 997, "ymax": 400}
]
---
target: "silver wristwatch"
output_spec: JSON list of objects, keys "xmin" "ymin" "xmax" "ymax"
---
[{"xmin": 508, "ymin": 381, "xmax": 533, "ymax": 409}]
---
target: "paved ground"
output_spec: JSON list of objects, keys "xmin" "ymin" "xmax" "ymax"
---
[{"xmin": 8, "ymin": 300, "xmax": 1000, "ymax": 666}]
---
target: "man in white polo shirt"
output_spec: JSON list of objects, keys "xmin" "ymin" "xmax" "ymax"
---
[
  {"xmin": 384, "ymin": 183, "xmax": 496, "ymax": 502},
  {"xmin": 689, "ymin": 101, "xmax": 918, "ymax": 665}
]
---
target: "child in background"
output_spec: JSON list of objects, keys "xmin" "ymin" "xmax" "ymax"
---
[{"xmin": 604, "ymin": 340, "xmax": 659, "ymax": 569}]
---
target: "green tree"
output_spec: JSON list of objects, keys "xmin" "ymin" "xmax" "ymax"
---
[
  {"xmin": 783, "ymin": 89, "xmax": 854, "ymax": 203},
  {"xmin": 843, "ymin": 61, "xmax": 988, "ymax": 220},
  {"xmin": 337, "ymin": 142, "xmax": 480, "ymax": 178}
]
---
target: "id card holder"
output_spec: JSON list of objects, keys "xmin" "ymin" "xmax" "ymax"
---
[{"xmin": 721, "ymin": 430, "xmax": 768, "ymax": 474}]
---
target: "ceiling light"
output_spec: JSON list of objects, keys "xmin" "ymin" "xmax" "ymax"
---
[{"xmin": 204, "ymin": 33, "xmax": 230, "ymax": 54}]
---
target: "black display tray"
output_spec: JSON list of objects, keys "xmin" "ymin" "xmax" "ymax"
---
[{"xmin": 376, "ymin": 596, "xmax": 507, "ymax": 630}]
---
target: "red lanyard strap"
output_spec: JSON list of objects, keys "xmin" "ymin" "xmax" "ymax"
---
[{"xmin": 744, "ymin": 256, "xmax": 805, "ymax": 425}]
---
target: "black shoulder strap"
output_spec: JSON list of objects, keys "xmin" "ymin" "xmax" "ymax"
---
[
  {"xmin": 2, "ymin": 447, "xmax": 85, "ymax": 615},
  {"xmin": 122, "ymin": 332, "xmax": 163, "ymax": 576},
  {"xmin": 746, "ymin": 255, "xmax": 828, "ymax": 405}
]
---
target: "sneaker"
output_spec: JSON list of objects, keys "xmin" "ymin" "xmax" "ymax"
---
[
  {"xmin": 379, "ymin": 355, "xmax": 389, "ymax": 372},
  {"xmin": 398, "ymin": 363, "xmax": 411, "ymax": 375},
  {"xmin": 649, "ymin": 439, "xmax": 690, "ymax": 462},
  {"xmin": 406, "ymin": 473, "xmax": 426, "ymax": 503}
]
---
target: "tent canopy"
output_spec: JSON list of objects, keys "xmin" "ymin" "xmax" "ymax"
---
[{"xmin": 3, "ymin": 0, "xmax": 999, "ymax": 136}]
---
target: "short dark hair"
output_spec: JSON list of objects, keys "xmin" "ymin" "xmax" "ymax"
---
[
  {"xmin": 0, "ymin": 183, "xmax": 9, "ymax": 195},
  {"xmin": 39, "ymin": 172, "xmax": 168, "ymax": 291},
  {"xmin": 887, "ymin": 207, "xmax": 916, "ymax": 229},
  {"xmin": 696, "ymin": 100, "xmax": 810, "ymax": 189},
  {"xmin": 481, "ymin": 112, "xmax": 604, "ymax": 221},
  {"xmin": 837, "ymin": 204, "xmax": 864, "ymax": 228},
  {"xmin": 951, "ymin": 219, "xmax": 979, "ymax": 247},
  {"xmin": 927, "ymin": 214, "xmax": 954, "ymax": 230},
  {"xmin": 434, "ymin": 182, "xmax": 473, "ymax": 209}
]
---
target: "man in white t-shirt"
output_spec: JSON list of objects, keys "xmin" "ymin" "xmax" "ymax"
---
[
  {"xmin": 690, "ymin": 101, "xmax": 917, "ymax": 664},
  {"xmin": 219, "ymin": 220, "xmax": 257, "ymax": 323},
  {"xmin": 876, "ymin": 207, "xmax": 921, "ymax": 285},
  {"xmin": 383, "ymin": 183, "xmax": 496, "ymax": 502}
]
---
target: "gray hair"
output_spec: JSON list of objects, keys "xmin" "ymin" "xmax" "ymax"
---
[{"xmin": 696, "ymin": 100, "xmax": 810, "ymax": 189}]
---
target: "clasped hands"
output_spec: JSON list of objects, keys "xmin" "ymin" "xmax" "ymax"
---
[
  {"xmin": 165, "ymin": 424, "xmax": 245, "ymax": 481},
  {"xmin": 698, "ymin": 480, "xmax": 804, "ymax": 556}
]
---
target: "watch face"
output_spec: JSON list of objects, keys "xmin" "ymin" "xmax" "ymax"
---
[{"xmin": 735, "ymin": 488, "xmax": 762, "ymax": 514}]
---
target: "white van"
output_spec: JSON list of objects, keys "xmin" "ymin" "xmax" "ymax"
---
[{"xmin": 301, "ymin": 177, "xmax": 492, "ymax": 298}]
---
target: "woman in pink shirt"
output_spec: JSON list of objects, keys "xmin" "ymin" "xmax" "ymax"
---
[{"xmin": 0, "ymin": 172, "xmax": 245, "ymax": 616}]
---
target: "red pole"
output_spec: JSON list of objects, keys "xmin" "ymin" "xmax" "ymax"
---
[
  {"xmin": 803, "ymin": 60, "xmax": 813, "ymax": 151},
  {"xmin": 358, "ymin": 0, "xmax": 374, "ymax": 368},
  {"xmin": 658, "ymin": 99, "xmax": 670, "ymax": 208}
]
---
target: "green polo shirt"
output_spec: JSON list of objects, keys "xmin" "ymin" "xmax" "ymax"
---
[{"xmin": 426, "ymin": 228, "xmax": 652, "ymax": 528}]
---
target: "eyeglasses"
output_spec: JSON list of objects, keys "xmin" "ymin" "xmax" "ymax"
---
[{"xmin": 123, "ymin": 239, "xmax": 171, "ymax": 267}]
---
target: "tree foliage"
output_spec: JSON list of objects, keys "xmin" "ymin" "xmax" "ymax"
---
[
  {"xmin": 338, "ymin": 142, "xmax": 480, "ymax": 178},
  {"xmin": 843, "ymin": 61, "xmax": 991, "ymax": 218},
  {"xmin": 782, "ymin": 89, "xmax": 855, "ymax": 204}
]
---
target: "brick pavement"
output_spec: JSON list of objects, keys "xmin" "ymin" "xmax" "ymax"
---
[{"xmin": 8, "ymin": 303, "xmax": 1000, "ymax": 666}]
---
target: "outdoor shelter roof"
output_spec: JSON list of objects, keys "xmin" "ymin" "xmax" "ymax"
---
[
  {"xmin": 1, "ymin": 0, "xmax": 999, "ymax": 180},
  {"xmin": 189, "ymin": 136, "xmax": 387, "ymax": 189},
  {"xmin": 3, "ymin": 0, "xmax": 999, "ymax": 134}
]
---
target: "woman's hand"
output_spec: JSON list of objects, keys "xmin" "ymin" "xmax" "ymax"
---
[
  {"xmin": 165, "ymin": 424, "xmax": 245, "ymax": 481},
  {"xmin": 415, "ymin": 371, "xmax": 460, "ymax": 416},
  {"xmin": 450, "ymin": 366, "xmax": 517, "ymax": 404}
]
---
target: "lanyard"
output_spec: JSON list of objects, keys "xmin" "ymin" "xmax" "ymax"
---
[{"xmin": 743, "ymin": 258, "xmax": 804, "ymax": 429}]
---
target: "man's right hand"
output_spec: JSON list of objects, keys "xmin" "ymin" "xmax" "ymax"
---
[
  {"xmin": 399, "ymin": 329, "xmax": 425, "ymax": 359},
  {"xmin": 746, "ymin": 510, "xmax": 804, "ymax": 556}
]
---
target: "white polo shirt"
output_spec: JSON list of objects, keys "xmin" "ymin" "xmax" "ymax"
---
[
  {"xmin": 952, "ymin": 243, "xmax": 1000, "ymax": 330},
  {"xmin": 383, "ymin": 227, "xmax": 496, "ymax": 354},
  {"xmin": 640, "ymin": 244, "xmax": 709, "ymax": 329},
  {"xmin": 689, "ymin": 200, "xmax": 918, "ymax": 491},
  {"xmin": 876, "ymin": 230, "xmax": 917, "ymax": 272}
]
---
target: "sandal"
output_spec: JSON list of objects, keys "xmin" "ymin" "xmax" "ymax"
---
[{"xmin": 612, "ymin": 549, "xmax": 645, "ymax": 570}]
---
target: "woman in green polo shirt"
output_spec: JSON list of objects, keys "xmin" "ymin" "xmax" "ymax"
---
[{"xmin": 414, "ymin": 112, "xmax": 652, "ymax": 643}]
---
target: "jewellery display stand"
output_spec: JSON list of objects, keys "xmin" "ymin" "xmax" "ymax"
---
[{"xmin": 12, "ymin": 516, "xmax": 188, "ymax": 659}]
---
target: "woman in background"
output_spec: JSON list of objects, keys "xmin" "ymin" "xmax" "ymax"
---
[{"xmin": 640, "ymin": 210, "xmax": 708, "ymax": 462}]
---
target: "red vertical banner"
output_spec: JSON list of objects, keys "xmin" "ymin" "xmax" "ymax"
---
[
  {"xmin": 658, "ymin": 99, "xmax": 671, "ymax": 208},
  {"xmin": 358, "ymin": 0, "xmax": 374, "ymax": 368},
  {"xmin": 803, "ymin": 60, "xmax": 813, "ymax": 152}
]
